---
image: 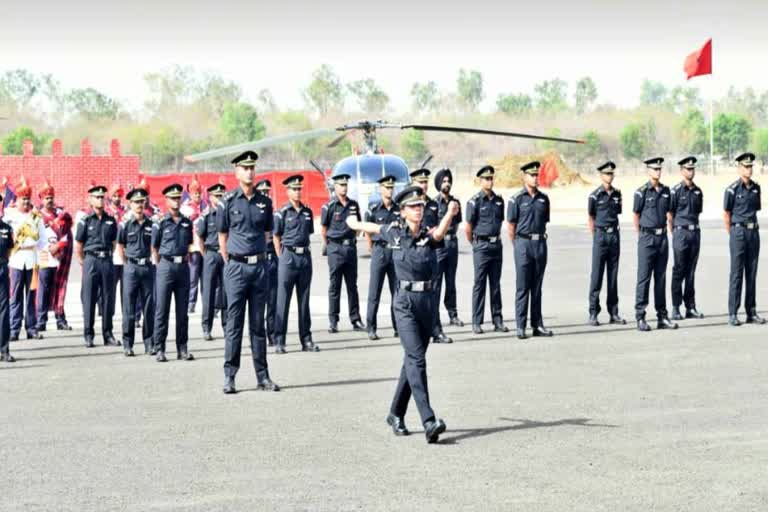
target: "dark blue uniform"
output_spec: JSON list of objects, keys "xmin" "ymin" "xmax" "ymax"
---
[
  {"xmin": 265, "ymin": 240, "xmax": 278, "ymax": 344},
  {"xmin": 217, "ymin": 187, "xmax": 274, "ymax": 383},
  {"xmin": 197, "ymin": 208, "xmax": 227, "ymax": 337},
  {"xmin": 321, "ymin": 197, "xmax": 362, "ymax": 326},
  {"xmin": 151, "ymin": 213, "xmax": 193, "ymax": 357},
  {"xmin": 670, "ymin": 181, "xmax": 703, "ymax": 312},
  {"xmin": 508, "ymin": 188, "xmax": 550, "ymax": 330},
  {"xmin": 117, "ymin": 215, "xmax": 155, "ymax": 352},
  {"xmin": 588, "ymin": 185, "xmax": 622, "ymax": 317},
  {"xmin": 633, "ymin": 182, "xmax": 672, "ymax": 320},
  {"xmin": 379, "ymin": 221, "xmax": 440, "ymax": 427},
  {"xmin": 274, "ymin": 202, "xmax": 314, "ymax": 349},
  {"xmin": 724, "ymin": 179, "xmax": 762, "ymax": 317},
  {"xmin": 75, "ymin": 211, "xmax": 117, "ymax": 344},
  {"xmin": 466, "ymin": 191, "xmax": 505, "ymax": 328},
  {"xmin": 365, "ymin": 200, "xmax": 399, "ymax": 335},
  {"xmin": 0, "ymin": 221, "xmax": 13, "ymax": 360},
  {"xmin": 434, "ymin": 194, "xmax": 462, "ymax": 329}
]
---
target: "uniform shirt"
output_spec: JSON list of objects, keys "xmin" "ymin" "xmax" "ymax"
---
[
  {"xmin": 196, "ymin": 208, "xmax": 221, "ymax": 250},
  {"xmin": 632, "ymin": 182, "xmax": 672, "ymax": 229},
  {"xmin": 466, "ymin": 191, "xmax": 504, "ymax": 237},
  {"xmin": 365, "ymin": 200, "xmax": 400, "ymax": 242},
  {"xmin": 216, "ymin": 187, "xmax": 273, "ymax": 255},
  {"xmin": 151, "ymin": 213, "xmax": 193, "ymax": 257},
  {"xmin": 379, "ymin": 222, "xmax": 439, "ymax": 282},
  {"xmin": 117, "ymin": 216, "xmax": 153, "ymax": 259},
  {"xmin": 274, "ymin": 202, "xmax": 314, "ymax": 247},
  {"xmin": 0, "ymin": 219, "xmax": 14, "ymax": 261},
  {"xmin": 587, "ymin": 186, "xmax": 622, "ymax": 227},
  {"xmin": 75, "ymin": 211, "xmax": 118, "ymax": 254},
  {"xmin": 506, "ymin": 187, "xmax": 551, "ymax": 235},
  {"xmin": 669, "ymin": 181, "xmax": 703, "ymax": 226},
  {"xmin": 320, "ymin": 197, "xmax": 361, "ymax": 240},
  {"xmin": 724, "ymin": 179, "xmax": 761, "ymax": 224},
  {"xmin": 423, "ymin": 196, "xmax": 439, "ymax": 229},
  {"xmin": 436, "ymin": 194, "xmax": 462, "ymax": 235}
]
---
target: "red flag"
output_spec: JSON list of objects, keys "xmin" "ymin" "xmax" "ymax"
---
[{"xmin": 684, "ymin": 38, "xmax": 712, "ymax": 80}]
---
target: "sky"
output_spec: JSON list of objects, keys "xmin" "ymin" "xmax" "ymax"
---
[{"xmin": 2, "ymin": 0, "xmax": 768, "ymax": 114}]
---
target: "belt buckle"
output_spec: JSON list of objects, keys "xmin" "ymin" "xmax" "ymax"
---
[
  {"xmin": 98, "ymin": 251, "xmax": 106, "ymax": 258},
  {"xmin": 137, "ymin": 258, "xmax": 147, "ymax": 265},
  {"xmin": 172, "ymin": 256, "xmax": 183, "ymax": 264},
  {"xmin": 531, "ymin": 234, "xmax": 540, "ymax": 241},
  {"xmin": 295, "ymin": 247, "xmax": 305, "ymax": 255},
  {"xmin": 246, "ymin": 255, "xmax": 260, "ymax": 264},
  {"xmin": 605, "ymin": 227, "xmax": 614, "ymax": 233},
  {"xmin": 488, "ymin": 236, "xmax": 498, "ymax": 243},
  {"xmin": 654, "ymin": 228, "xmax": 663, "ymax": 235},
  {"xmin": 412, "ymin": 281, "xmax": 425, "ymax": 292},
  {"xmin": 747, "ymin": 222, "xmax": 755, "ymax": 229},
  {"xmin": 688, "ymin": 225, "xmax": 695, "ymax": 231}
]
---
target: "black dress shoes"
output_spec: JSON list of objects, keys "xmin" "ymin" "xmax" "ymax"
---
[
  {"xmin": 657, "ymin": 317, "xmax": 678, "ymax": 330},
  {"xmin": 368, "ymin": 331, "xmax": 380, "ymax": 341},
  {"xmin": 588, "ymin": 314, "xmax": 600, "ymax": 327},
  {"xmin": 432, "ymin": 333, "xmax": 453, "ymax": 344},
  {"xmin": 609, "ymin": 314, "xmax": 627, "ymax": 325},
  {"xmin": 9, "ymin": 334, "xmax": 18, "ymax": 342},
  {"xmin": 27, "ymin": 331, "xmax": 43, "ymax": 340},
  {"xmin": 386, "ymin": 414, "xmax": 410, "ymax": 436},
  {"xmin": 493, "ymin": 323, "xmax": 510, "ymax": 333},
  {"xmin": 104, "ymin": 334, "xmax": 120, "ymax": 346},
  {"xmin": 685, "ymin": 308, "xmax": 704, "ymax": 319},
  {"xmin": 746, "ymin": 313, "xmax": 767, "ymax": 324},
  {"xmin": 424, "ymin": 418, "xmax": 447, "ymax": 444},
  {"xmin": 223, "ymin": 377, "xmax": 236, "ymax": 394},
  {"xmin": 516, "ymin": 328, "xmax": 527, "ymax": 340},
  {"xmin": 671, "ymin": 307, "xmax": 684, "ymax": 321},
  {"xmin": 156, "ymin": 351, "xmax": 168, "ymax": 362},
  {"xmin": 532, "ymin": 326, "xmax": 554, "ymax": 337},
  {"xmin": 275, "ymin": 345, "xmax": 287, "ymax": 354},
  {"xmin": 177, "ymin": 350, "xmax": 195, "ymax": 361},
  {"xmin": 637, "ymin": 319, "xmax": 651, "ymax": 332},
  {"xmin": 257, "ymin": 378, "xmax": 281, "ymax": 392},
  {"xmin": 203, "ymin": 332, "xmax": 214, "ymax": 341},
  {"xmin": 472, "ymin": 325, "xmax": 484, "ymax": 334},
  {"xmin": 302, "ymin": 341, "xmax": 321, "ymax": 352},
  {"xmin": 57, "ymin": 322, "xmax": 73, "ymax": 331},
  {"xmin": 328, "ymin": 322, "xmax": 339, "ymax": 334},
  {"xmin": 393, "ymin": 330, "xmax": 399, "ymax": 338},
  {"xmin": 124, "ymin": 348, "xmax": 135, "ymax": 357},
  {"xmin": 85, "ymin": 337, "xmax": 95, "ymax": 348},
  {"xmin": 1, "ymin": 353, "xmax": 16, "ymax": 363},
  {"xmin": 449, "ymin": 316, "xmax": 464, "ymax": 327},
  {"xmin": 729, "ymin": 315, "xmax": 742, "ymax": 326},
  {"xmin": 352, "ymin": 320, "xmax": 366, "ymax": 332}
]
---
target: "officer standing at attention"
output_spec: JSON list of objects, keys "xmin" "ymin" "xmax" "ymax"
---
[
  {"xmin": 633, "ymin": 157, "xmax": 678, "ymax": 332},
  {"xmin": 365, "ymin": 175, "xmax": 400, "ymax": 341},
  {"xmin": 587, "ymin": 161, "xmax": 626, "ymax": 326},
  {"xmin": 0, "ymin": 195, "xmax": 16, "ymax": 362},
  {"xmin": 117, "ymin": 187, "xmax": 154, "ymax": 356},
  {"xmin": 669, "ymin": 156, "xmax": 705, "ymax": 321},
  {"xmin": 256, "ymin": 179, "xmax": 279, "ymax": 346},
  {"xmin": 197, "ymin": 181, "xmax": 228, "ymax": 341},
  {"xmin": 320, "ymin": 173, "xmax": 366, "ymax": 333},
  {"xmin": 151, "ymin": 184, "xmax": 195, "ymax": 363},
  {"xmin": 273, "ymin": 175, "xmax": 319, "ymax": 353},
  {"xmin": 75, "ymin": 185, "xmax": 118, "ymax": 348},
  {"xmin": 346, "ymin": 186, "xmax": 459, "ymax": 444},
  {"xmin": 724, "ymin": 152, "xmax": 765, "ymax": 326},
  {"xmin": 465, "ymin": 165, "xmax": 508, "ymax": 335},
  {"xmin": 218, "ymin": 150, "xmax": 280, "ymax": 394},
  {"xmin": 507, "ymin": 161, "xmax": 554, "ymax": 340},
  {"xmin": 434, "ymin": 168, "xmax": 464, "ymax": 329}
]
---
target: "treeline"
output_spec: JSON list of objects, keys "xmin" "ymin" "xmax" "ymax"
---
[{"xmin": 2, "ymin": 65, "xmax": 768, "ymax": 172}]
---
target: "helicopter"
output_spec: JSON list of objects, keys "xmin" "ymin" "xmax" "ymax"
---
[{"xmin": 184, "ymin": 120, "xmax": 583, "ymax": 208}]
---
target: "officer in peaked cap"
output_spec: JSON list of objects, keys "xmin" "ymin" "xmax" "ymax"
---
[
  {"xmin": 0, "ymin": 191, "xmax": 16, "ymax": 362},
  {"xmin": 273, "ymin": 174, "xmax": 319, "ymax": 353},
  {"xmin": 197, "ymin": 181, "xmax": 228, "ymax": 341},
  {"xmin": 633, "ymin": 157, "xmax": 678, "ymax": 332},
  {"xmin": 365, "ymin": 175, "xmax": 400, "ymax": 341},
  {"xmin": 320, "ymin": 173, "xmax": 366, "ymax": 333},
  {"xmin": 507, "ymin": 161, "xmax": 553, "ymax": 339},
  {"xmin": 433, "ymin": 168, "xmax": 464, "ymax": 330},
  {"xmin": 465, "ymin": 165, "xmax": 509, "ymax": 334},
  {"xmin": 232, "ymin": 150, "xmax": 258, "ymax": 167},
  {"xmin": 75, "ymin": 184, "xmax": 118, "ymax": 348},
  {"xmin": 256, "ymin": 178, "xmax": 279, "ymax": 346},
  {"xmin": 724, "ymin": 152, "xmax": 765, "ymax": 325},
  {"xmin": 669, "ymin": 156, "xmax": 705, "ymax": 321},
  {"xmin": 587, "ymin": 161, "xmax": 626, "ymax": 326}
]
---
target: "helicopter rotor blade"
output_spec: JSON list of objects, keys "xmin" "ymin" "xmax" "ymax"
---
[
  {"xmin": 327, "ymin": 131, "xmax": 353, "ymax": 149},
  {"xmin": 184, "ymin": 128, "xmax": 338, "ymax": 163},
  {"xmin": 418, "ymin": 154, "xmax": 434, "ymax": 169},
  {"xmin": 400, "ymin": 124, "xmax": 584, "ymax": 144}
]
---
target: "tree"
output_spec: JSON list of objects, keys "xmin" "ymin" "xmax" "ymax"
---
[
  {"xmin": 303, "ymin": 64, "xmax": 345, "ymax": 115},
  {"xmin": 196, "ymin": 74, "xmax": 242, "ymax": 117},
  {"xmin": 753, "ymin": 127, "xmax": 768, "ymax": 164},
  {"xmin": 347, "ymin": 78, "xmax": 390, "ymax": 114},
  {"xmin": 0, "ymin": 69, "xmax": 41, "ymax": 108},
  {"xmin": 400, "ymin": 129, "xmax": 427, "ymax": 162},
  {"xmin": 410, "ymin": 81, "xmax": 440, "ymax": 113},
  {"xmin": 0, "ymin": 126, "xmax": 49, "ymax": 155},
  {"xmin": 619, "ymin": 122, "xmax": 657, "ymax": 161},
  {"xmin": 218, "ymin": 102, "xmax": 266, "ymax": 144},
  {"xmin": 668, "ymin": 86, "xmax": 702, "ymax": 113},
  {"xmin": 713, "ymin": 113, "xmax": 752, "ymax": 159},
  {"xmin": 143, "ymin": 65, "xmax": 199, "ymax": 115},
  {"xmin": 66, "ymin": 88, "xmax": 121, "ymax": 120},
  {"xmin": 574, "ymin": 77, "xmax": 598, "ymax": 114},
  {"xmin": 639, "ymin": 80, "xmax": 668, "ymax": 107},
  {"xmin": 456, "ymin": 69, "xmax": 484, "ymax": 111},
  {"xmin": 496, "ymin": 93, "xmax": 532, "ymax": 117},
  {"xmin": 567, "ymin": 130, "xmax": 604, "ymax": 162},
  {"xmin": 679, "ymin": 109, "xmax": 708, "ymax": 155},
  {"xmin": 256, "ymin": 89, "xmax": 277, "ymax": 114},
  {"xmin": 534, "ymin": 79, "xmax": 568, "ymax": 113}
]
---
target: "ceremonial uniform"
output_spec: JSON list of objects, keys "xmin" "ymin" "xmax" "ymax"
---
[
  {"xmin": 36, "ymin": 200, "xmax": 73, "ymax": 332},
  {"xmin": 197, "ymin": 184, "xmax": 228, "ymax": 340},
  {"xmin": 0, "ymin": 217, "xmax": 15, "ymax": 361}
]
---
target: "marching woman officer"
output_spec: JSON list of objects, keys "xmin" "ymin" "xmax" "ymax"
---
[{"xmin": 346, "ymin": 186, "xmax": 459, "ymax": 444}]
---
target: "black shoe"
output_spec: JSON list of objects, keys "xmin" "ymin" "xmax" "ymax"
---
[
  {"xmin": 1, "ymin": 353, "xmax": 15, "ymax": 363},
  {"xmin": 368, "ymin": 331, "xmax": 380, "ymax": 341},
  {"xmin": 104, "ymin": 334, "xmax": 120, "ymax": 346},
  {"xmin": 135, "ymin": 320, "xmax": 142, "ymax": 328},
  {"xmin": 657, "ymin": 317, "xmax": 678, "ymax": 330},
  {"xmin": 302, "ymin": 341, "xmax": 321, "ymax": 352},
  {"xmin": 257, "ymin": 378, "xmax": 281, "ymax": 392},
  {"xmin": 609, "ymin": 314, "xmax": 627, "ymax": 325},
  {"xmin": 386, "ymin": 413, "xmax": 410, "ymax": 436},
  {"xmin": 156, "ymin": 351, "xmax": 168, "ymax": 362},
  {"xmin": 685, "ymin": 308, "xmax": 704, "ymax": 319},
  {"xmin": 472, "ymin": 325, "xmax": 484, "ymax": 334},
  {"xmin": 637, "ymin": 319, "xmax": 651, "ymax": 332},
  {"xmin": 671, "ymin": 307, "xmax": 683, "ymax": 321},
  {"xmin": 352, "ymin": 320, "xmax": 366, "ymax": 332},
  {"xmin": 393, "ymin": 330, "xmax": 399, "ymax": 338},
  {"xmin": 424, "ymin": 418, "xmax": 447, "ymax": 444},
  {"xmin": 275, "ymin": 345, "xmax": 287, "ymax": 354},
  {"xmin": 532, "ymin": 326, "xmax": 554, "ymax": 337},
  {"xmin": 177, "ymin": 350, "xmax": 195, "ymax": 361},
  {"xmin": 449, "ymin": 316, "xmax": 464, "ymax": 327},
  {"xmin": 493, "ymin": 323, "xmax": 510, "ymax": 333},
  {"xmin": 188, "ymin": 305, "xmax": 195, "ymax": 314},
  {"xmin": 516, "ymin": 328, "xmax": 527, "ymax": 340},
  {"xmin": 124, "ymin": 348, "xmax": 135, "ymax": 357},
  {"xmin": 85, "ymin": 337, "xmax": 95, "ymax": 348},
  {"xmin": 746, "ymin": 313, "xmax": 767, "ymax": 324},
  {"xmin": 588, "ymin": 314, "xmax": 600, "ymax": 327},
  {"xmin": 9, "ymin": 334, "xmax": 18, "ymax": 342},
  {"xmin": 729, "ymin": 315, "xmax": 742, "ymax": 327},
  {"xmin": 203, "ymin": 332, "xmax": 214, "ymax": 341},
  {"xmin": 57, "ymin": 323, "xmax": 73, "ymax": 331},
  {"xmin": 328, "ymin": 322, "xmax": 339, "ymax": 334},
  {"xmin": 223, "ymin": 377, "xmax": 237, "ymax": 394},
  {"xmin": 150, "ymin": 348, "xmax": 158, "ymax": 356},
  {"xmin": 432, "ymin": 333, "xmax": 453, "ymax": 344},
  {"xmin": 27, "ymin": 331, "xmax": 43, "ymax": 340}
]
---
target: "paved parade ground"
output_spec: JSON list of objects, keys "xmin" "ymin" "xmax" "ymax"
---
[{"xmin": 2, "ymin": 220, "xmax": 768, "ymax": 511}]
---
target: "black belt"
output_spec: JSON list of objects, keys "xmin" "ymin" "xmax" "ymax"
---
[
  {"xmin": 229, "ymin": 253, "xmax": 267, "ymax": 264},
  {"xmin": 443, "ymin": 233, "xmax": 457, "ymax": 241},
  {"xmin": 732, "ymin": 222, "xmax": 759, "ymax": 230},
  {"xmin": 596, "ymin": 225, "xmax": 619, "ymax": 233},
  {"xmin": 85, "ymin": 251, "xmax": 111, "ymax": 259},
  {"xmin": 400, "ymin": 280, "xmax": 433, "ymax": 292},
  {"xmin": 284, "ymin": 246, "xmax": 309, "ymax": 255},
  {"xmin": 674, "ymin": 224, "xmax": 700, "ymax": 231},
  {"xmin": 474, "ymin": 235, "xmax": 500, "ymax": 243},
  {"xmin": 516, "ymin": 233, "xmax": 547, "ymax": 241},
  {"xmin": 204, "ymin": 245, "xmax": 219, "ymax": 251},
  {"xmin": 329, "ymin": 238, "xmax": 355, "ymax": 246},
  {"xmin": 640, "ymin": 227, "xmax": 666, "ymax": 235},
  {"xmin": 161, "ymin": 255, "xmax": 187, "ymax": 263},
  {"xmin": 373, "ymin": 240, "xmax": 389, "ymax": 247},
  {"xmin": 127, "ymin": 257, "xmax": 151, "ymax": 266}
]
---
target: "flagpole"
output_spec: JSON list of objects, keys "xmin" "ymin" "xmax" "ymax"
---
[{"xmin": 709, "ymin": 95, "xmax": 714, "ymax": 175}]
